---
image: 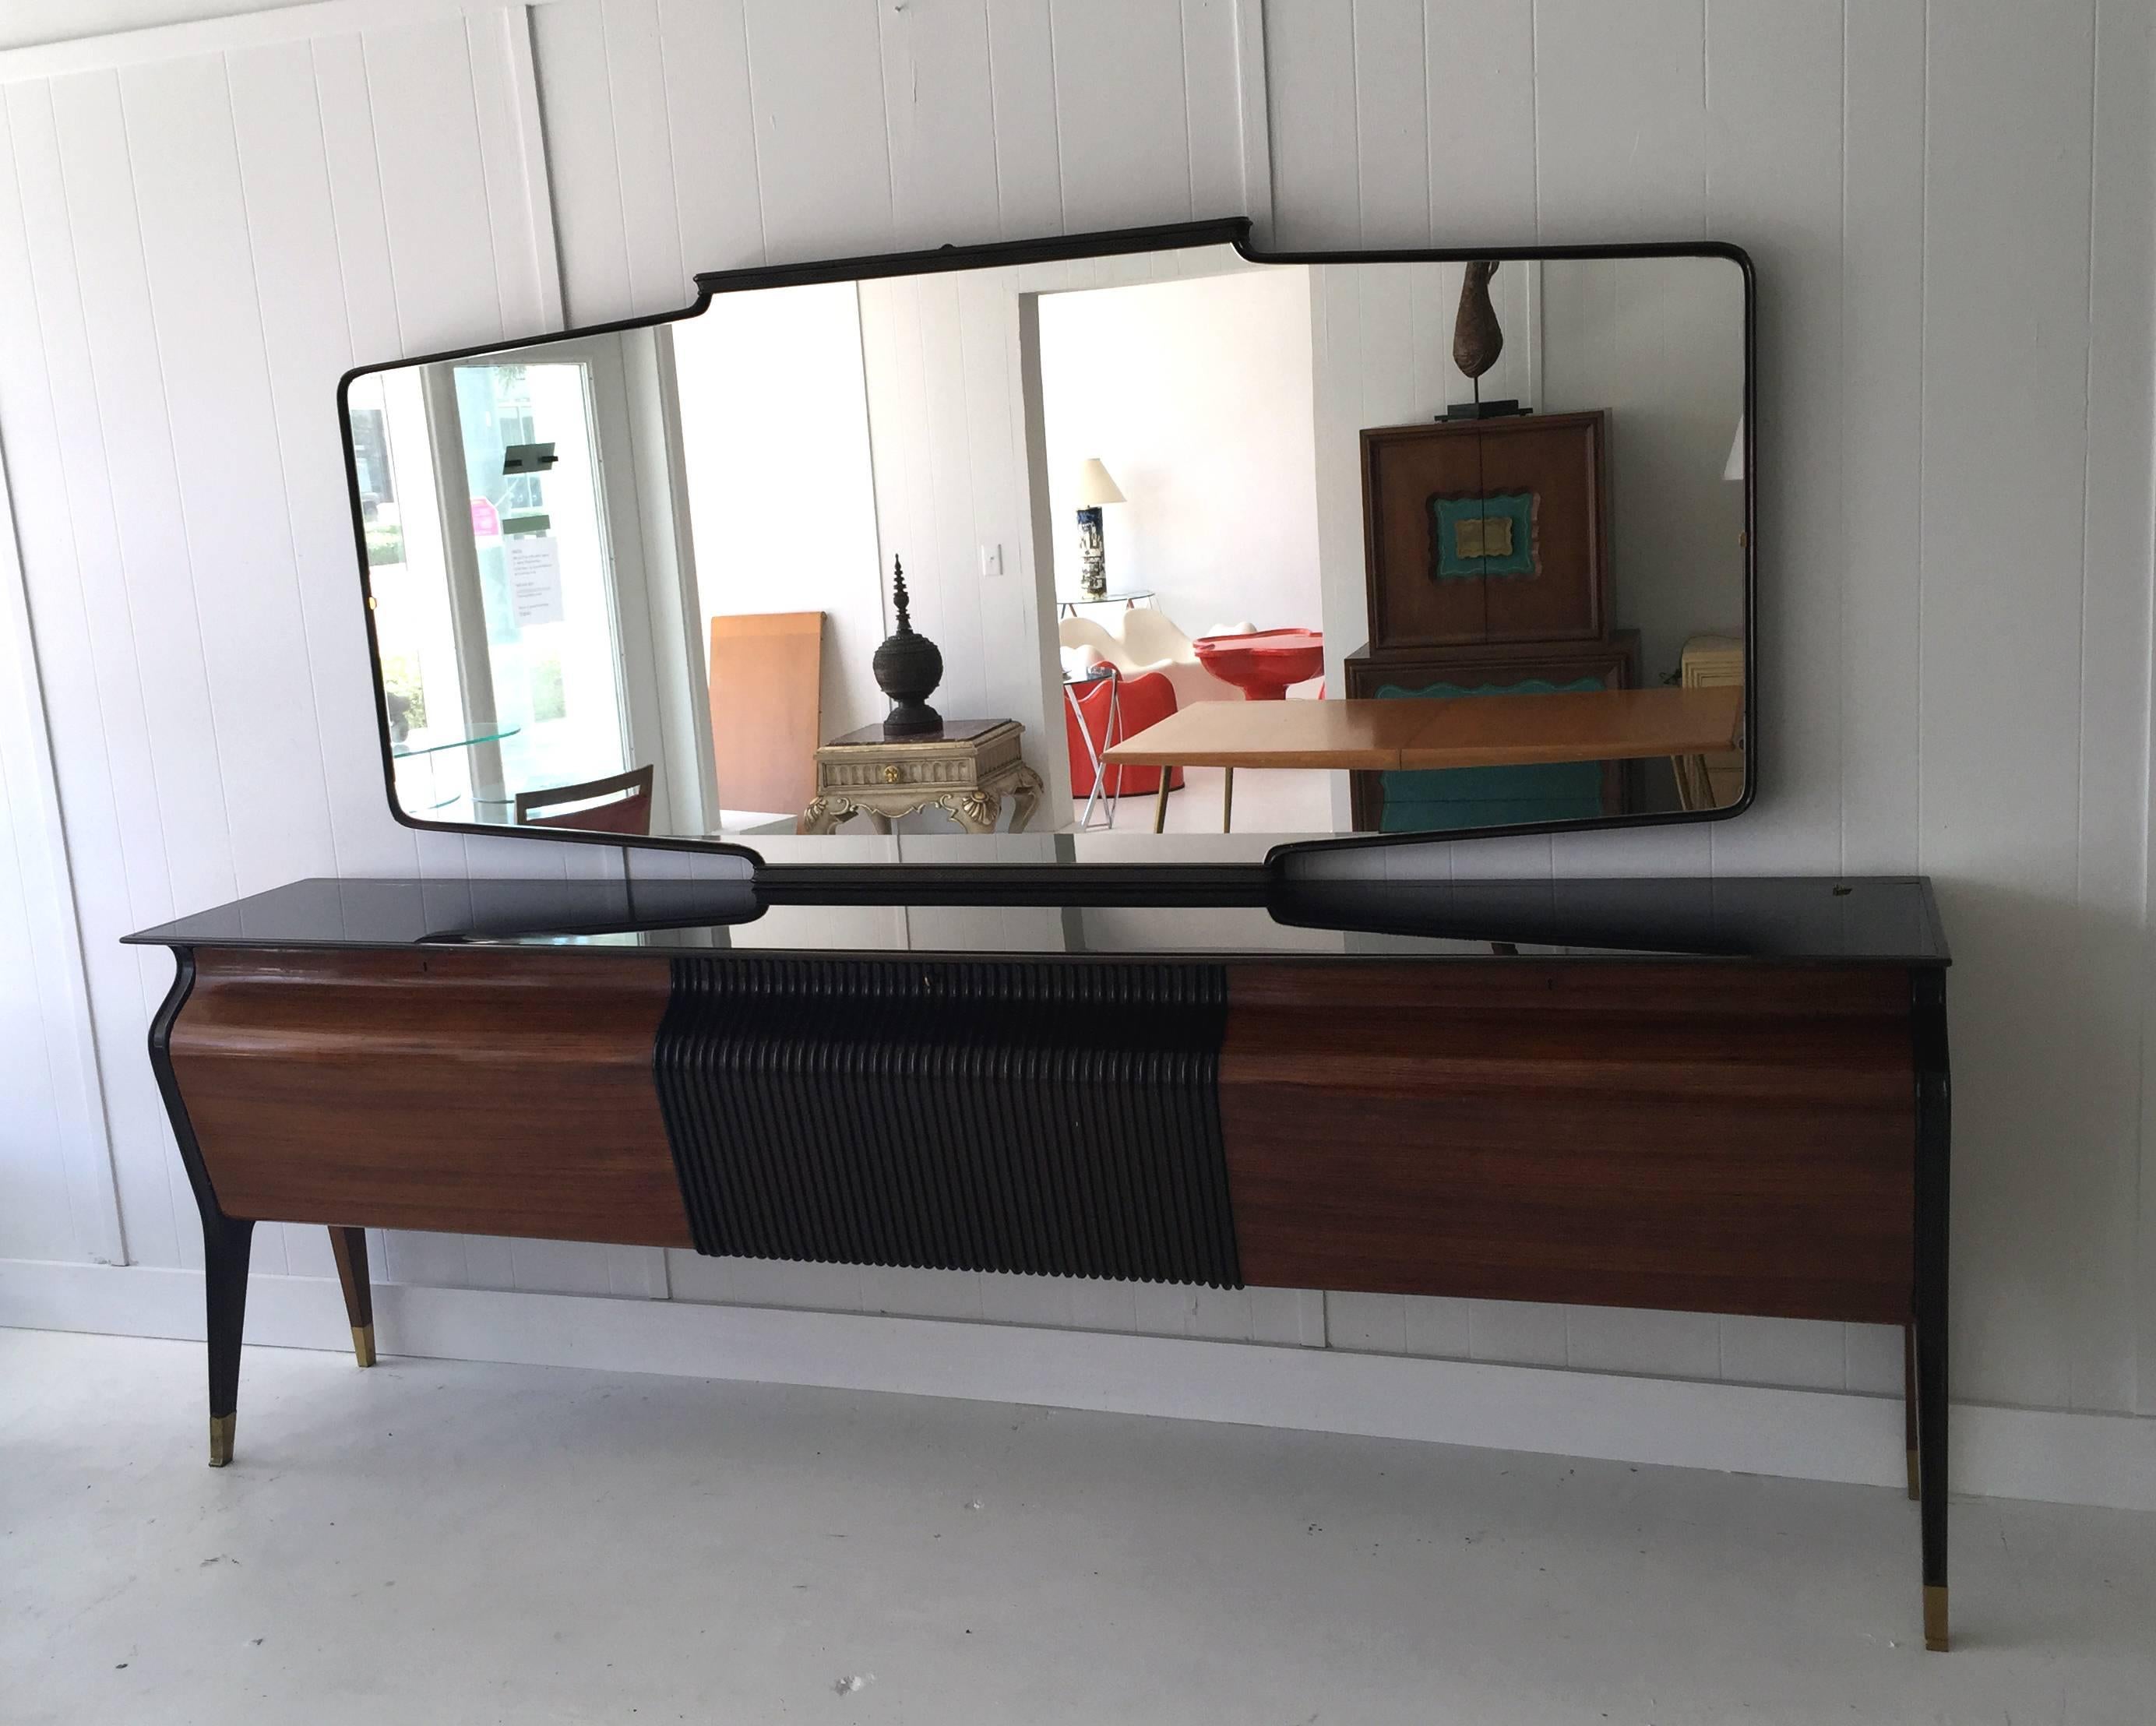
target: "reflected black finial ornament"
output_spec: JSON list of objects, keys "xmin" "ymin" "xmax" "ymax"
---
[{"xmin": 872, "ymin": 555, "xmax": 944, "ymax": 737}]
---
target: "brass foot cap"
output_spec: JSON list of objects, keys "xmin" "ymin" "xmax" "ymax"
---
[
  {"xmin": 1923, "ymin": 1583, "xmax": 1949, "ymax": 1652},
  {"xmin": 208, "ymin": 1414, "xmax": 235, "ymax": 1468},
  {"xmin": 1905, "ymin": 1448, "xmax": 1920, "ymax": 1500},
  {"xmin": 351, "ymin": 1323, "xmax": 377, "ymax": 1368}
]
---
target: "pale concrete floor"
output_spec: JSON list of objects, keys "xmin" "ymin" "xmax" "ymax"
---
[{"xmin": 5, "ymin": 1330, "xmax": 2153, "ymax": 1726}]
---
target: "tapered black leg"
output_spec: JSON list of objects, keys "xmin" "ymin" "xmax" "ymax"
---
[
  {"xmin": 149, "ymin": 947, "xmax": 258, "ymax": 1467},
  {"xmin": 329, "ymin": 1227, "xmax": 376, "ymax": 1367},
  {"xmin": 203, "ymin": 1215, "xmax": 254, "ymax": 1467},
  {"xmin": 1911, "ymin": 971, "xmax": 1951, "ymax": 1650}
]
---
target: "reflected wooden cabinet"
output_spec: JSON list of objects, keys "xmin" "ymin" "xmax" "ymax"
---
[{"xmin": 1342, "ymin": 633, "xmax": 1641, "ymax": 830}]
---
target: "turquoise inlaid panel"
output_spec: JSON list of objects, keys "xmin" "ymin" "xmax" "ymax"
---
[
  {"xmin": 1375, "ymin": 676, "xmax": 1608, "ymax": 833},
  {"xmin": 1429, "ymin": 491, "xmax": 1537, "ymax": 579}
]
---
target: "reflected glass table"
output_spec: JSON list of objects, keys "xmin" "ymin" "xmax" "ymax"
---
[
  {"xmin": 389, "ymin": 724, "xmax": 521, "ymax": 812},
  {"xmin": 1056, "ymin": 587, "xmax": 1156, "ymax": 618}
]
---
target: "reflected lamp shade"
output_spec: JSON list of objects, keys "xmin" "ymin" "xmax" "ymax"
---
[
  {"xmin": 1076, "ymin": 458, "xmax": 1126, "ymax": 507},
  {"xmin": 1074, "ymin": 458, "xmax": 1124, "ymax": 597},
  {"xmin": 1723, "ymin": 415, "xmax": 1746, "ymax": 482}
]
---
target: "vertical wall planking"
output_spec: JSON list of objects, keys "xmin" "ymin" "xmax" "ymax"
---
[
  {"xmin": 120, "ymin": 51, "xmax": 340, "ymax": 908},
  {"xmin": 1181, "ymin": 0, "xmax": 1246, "ymax": 223},
  {"xmin": 1838, "ymin": 0, "xmax": 1924, "ymax": 877},
  {"xmin": 1045, "ymin": 0, "xmax": 1199, "ymax": 234},
  {"xmin": 1528, "ymin": 0, "xmax": 1707, "ymax": 241},
  {"xmin": 1420, "ymin": 0, "xmax": 1536, "ymax": 246},
  {"xmin": 2081, "ymin": 0, "xmax": 2156, "ymax": 1420},
  {"xmin": 25, "ymin": 76, "xmax": 205, "ymax": 928},
  {"xmin": 0, "ymin": 719, "xmax": 81, "ymax": 1261},
  {"xmin": 7, "ymin": 73, "xmax": 196, "ymax": 1270},
  {"xmin": 593, "ymin": 0, "xmax": 685, "ymax": 318},
  {"xmin": 0, "ymin": 4, "xmax": 598, "ymax": 1273},
  {"xmin": 1259, "ymin": 0, "xmax": 1357, "ymax": 248},
  {"xmin": 529, "ymin": 0, "xmax": 633, "ymax": 322},
  {"xmin": 655, "ymin": 0, "xmax": 764, "ymax": 277},
  {"xmin": 739, "ymin": 0, "xmax": 893, "ymax": 262},
  {"xmin": 0, "ymin": 439, "xmax": 123, "ymax": 1266},
  {"xmin": 470, "ymin": 5, "xmax": 562, "ymax": 335},
  {"xmin": 1929, "ymin": 2, "xmax": 2112, "ymax": 1411},
  {"xmin": 1350, "ymin": 0, "xmax": 1428, "ymax": 243},
  {"xmin": 227, "ymin": 39, "xmax": 410, "ymax": 882},
  {"xmin": 362, "ymin": 19, "xmax": 509, "ymax": 351},
  {"xmin": 1919, "ymin": 1, "xmax": 2108, "ymax": 1410},
  {"xmin": 878, "ymin": 0, "xmax": 1002, "ymax": 249},
  {"xmin": 983, "ymin": 0, "xmax": 1064, "ymax": 235}
]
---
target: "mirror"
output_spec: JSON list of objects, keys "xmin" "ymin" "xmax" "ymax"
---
[{"xmin": 344, "ymin": 222, "xmax": 1751, "ymax": 866}]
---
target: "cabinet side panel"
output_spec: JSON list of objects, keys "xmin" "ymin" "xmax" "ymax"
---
[
  {"xmin": 1220, "ymin": 962, "xmax": 1915, "ymax": 1321},
  {"xmin": 170, "ymin": 947, "xmax": 690, "ymax": 1246}
]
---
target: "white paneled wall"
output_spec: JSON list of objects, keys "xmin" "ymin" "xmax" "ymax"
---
[
  {"xmin": 531, "ymin": 0, "xmax": 1256, "ymax": 327},
  {"xmin": 0, "ymin": 456, "xmax": 120, "ymax": 1266},
  {"xmin": 1266, "ymin": 0, "xmax": 2155, "ymax": 1416},
  {"xmin": 2, "ymin": 0, "xmax": 2152, "ymax": 1439},
  {"xmin": 0, "ymin": 0, "xmax": 647, "ymax": 1303}
]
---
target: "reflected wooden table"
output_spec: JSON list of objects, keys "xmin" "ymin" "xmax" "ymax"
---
[{"xmin": 1104, "ymin": 687, "xmax": 1744, "ymax": 832}]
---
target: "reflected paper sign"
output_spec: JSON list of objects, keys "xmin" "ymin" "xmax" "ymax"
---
[{"xmin": 507, "ymin": 534, "xmax": 565, "ymax": 628}]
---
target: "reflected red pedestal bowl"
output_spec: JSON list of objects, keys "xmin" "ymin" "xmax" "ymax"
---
[{"xmin": 1191, "ymin": 629, "xmax": 1325, "ymax": 700}]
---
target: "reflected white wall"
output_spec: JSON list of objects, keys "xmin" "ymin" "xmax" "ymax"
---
[
  {"xmin": 1541, "ymin": 256, "xmax": 1746, "ymax": 684},
  {"xmin": 1037, "ymin": 268, "xmax": 1323, "ymax": 641},
  {"xmin": 673, "ymin": 282, "xmax": 887, "ymax": 751}
]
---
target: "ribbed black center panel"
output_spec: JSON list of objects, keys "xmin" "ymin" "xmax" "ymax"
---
[{"xmin": 653, "ymin": 956, "xmax": 1240, "ymax": 1288}]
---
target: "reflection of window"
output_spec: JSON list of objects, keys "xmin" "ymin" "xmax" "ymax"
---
[
  {"xmin": 529, "ymin": 653, "xmax": 565, "ymax": 723},
  {"xmin": 450, "ymin": 356, "xmax": 632, "ymax": 803},
  {"xmin": 496, "ymin": 407, "xmax": 545, "ymax": 511},
  {"xmin": 350, "ymin": 407, "xmax": 393, "ymax": 511},
  {"xmin": 354, "ymin": 372, "xmax": 462, "ymax": 778},
  {"xmin": 350, "ymin": 406, "xmax": 406, "ymax": 566}
]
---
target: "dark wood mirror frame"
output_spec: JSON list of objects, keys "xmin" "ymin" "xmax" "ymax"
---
[{"xmin": 340, "ymin": 218, "xmax": 1756, "ymax": 901}]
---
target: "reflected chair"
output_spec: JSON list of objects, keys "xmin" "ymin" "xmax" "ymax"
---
[
  {"xmin": 1057, "ymin": 611, "xmax": 1248, "ymax": 712},
  {"xmin": 513, "ymin": 766, "xmax": 655, "ymax": 835},
  {"xmin": 1065, "ymin": 668, "xmax": 1182, "ymax": 801}
]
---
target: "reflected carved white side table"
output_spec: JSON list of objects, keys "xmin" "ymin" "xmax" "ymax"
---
[{"xmin": 798, "ymin": 718, "xmax": 1045, "ymax": 836}]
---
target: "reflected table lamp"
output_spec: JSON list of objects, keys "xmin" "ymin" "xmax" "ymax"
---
[{"xmin": 1075, "ymin": 458, "xmax": 1125, "ymax": 599}]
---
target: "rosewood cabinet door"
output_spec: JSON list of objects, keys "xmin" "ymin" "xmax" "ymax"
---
[
  {"xmin": 1217, "ymin": 961, "xmax": 1917, "ymax": 1323},
  {"xmin": 168, "ymin": 948, "xmax": 692, "ymax": 1247}
]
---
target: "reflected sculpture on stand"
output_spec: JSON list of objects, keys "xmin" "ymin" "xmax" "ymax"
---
[
  {"xmin": 872, "ymin": 555, "xmax": 944, "ymax": 737},
  {"xmin": 1447, "ymin": 259, "xmax": 1521, "ymax": 420}
]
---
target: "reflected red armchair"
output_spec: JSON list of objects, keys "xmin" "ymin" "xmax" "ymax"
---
[{"xmin": 1066, "ymin": 670, "xmax": 1183, "ymax": 798}]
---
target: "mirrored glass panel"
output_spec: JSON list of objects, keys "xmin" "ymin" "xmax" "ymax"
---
[{"xmin": 345, "ymin": 231, "xmax": 1751, "ymax": 862}]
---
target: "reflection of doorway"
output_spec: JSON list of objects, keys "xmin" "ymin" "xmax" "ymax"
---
[{"xmin": 1020, "ymin": 266, "xmax": 1332, "ymax": 834}]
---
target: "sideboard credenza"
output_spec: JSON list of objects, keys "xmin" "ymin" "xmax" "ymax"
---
[{"xmin": 127, "ymin": 875, "xmax": 1952, "ymax": 1650}]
